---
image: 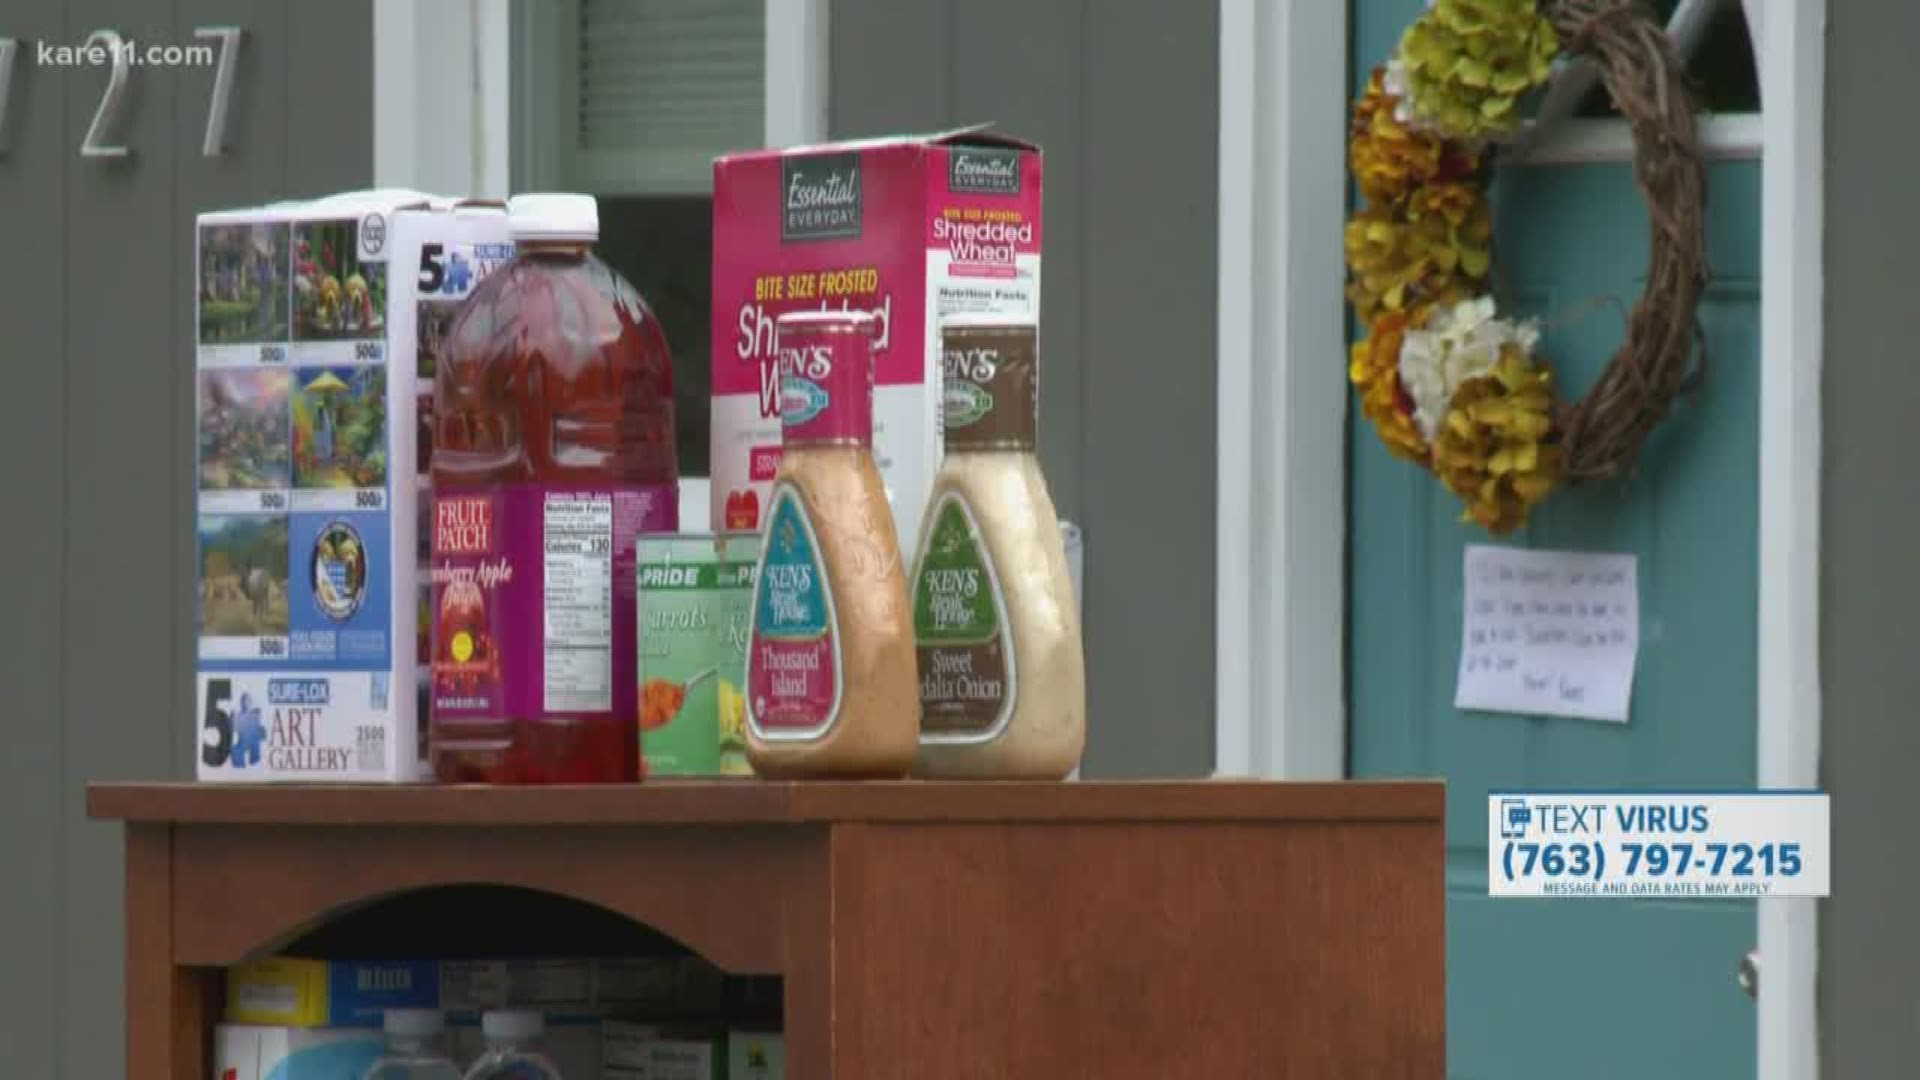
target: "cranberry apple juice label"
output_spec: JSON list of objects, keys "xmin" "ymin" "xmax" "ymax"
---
[
  {"xmin": 432, "ymin": 485, "xmax": 675, "ymax": 724},
  {"xmin": 746, "ymin": 487, "xmax": 842, "ymax": 739},
  {"xmin": 711, "ymin": 135, "xmax": 1043, "ymax": 547}
]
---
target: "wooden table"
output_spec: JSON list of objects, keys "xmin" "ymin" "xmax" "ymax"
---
[{"xmin": 89, "ymin": 780, "xmax": 1445, "ymax": 1078}]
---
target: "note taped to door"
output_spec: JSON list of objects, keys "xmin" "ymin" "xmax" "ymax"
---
[{"xmin": 1454, "ymin": 545, "xmax": 1638, "ymax": 723}]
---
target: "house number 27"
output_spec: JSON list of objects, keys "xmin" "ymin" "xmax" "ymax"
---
[{"xmin": 0, "ymin": 26, "xmax": 244, "ymax": 159}]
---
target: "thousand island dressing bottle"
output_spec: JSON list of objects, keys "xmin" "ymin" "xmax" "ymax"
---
[
  {"xmin": 911, "ymin": 317, "xmax": 1085, "ymax": 778},
  {"xmin": 744, "ymin": 311, "xmax": 917, "ymax": 777}
]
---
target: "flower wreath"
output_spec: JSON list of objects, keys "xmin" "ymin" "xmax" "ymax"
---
[{"xmin": 1345, "ymin": 0, "xmax": 1708, "ymax": 534}]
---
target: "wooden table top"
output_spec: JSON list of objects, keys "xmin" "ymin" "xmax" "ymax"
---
[{"xmin": 88, "ymin": 778, "xmax": 1443, "ymax": 826}]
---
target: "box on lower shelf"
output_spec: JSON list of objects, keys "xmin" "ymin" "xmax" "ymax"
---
[
  {"xmin": 222, "ymin": 954, "xmax": 783, "ymax": 1078},
  {"xmin": 225, "ymin": 955, "xmax": 735, "ymax": 1028},
  {"xmin": 213, "ymin": 1020, "xmax": 784, "ymax": 1080},
  {"xmin": 605, "ymin": 1026, "xmax": 785, "ymax": 1080},
  {"xmin": 215, "ymin": 1026, "xmax": 383, "ymax": 1080}
]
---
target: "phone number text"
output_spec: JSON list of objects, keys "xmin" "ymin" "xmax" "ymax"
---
[{"xmin": 1500, "ymin": 841, "xmax": 1804, "ymax": 883}]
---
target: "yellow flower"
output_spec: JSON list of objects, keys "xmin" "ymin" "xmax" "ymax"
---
[
  {"xmin": 1432, "ymin": 343, "xmax": 1561, "ymax": 533},
  {"xmin": 1343, "ymin": 185, "xmax": 1490, "ymax": 320},
  {"xmin": 1407, "ymin": 181, "xmax": 1492, "ymax": 278},
  {"xmin": 1350, "ymin": 308, "xmax": 1433, "ymax": 464},
  {"xmin": 1391, "ymin": 0, "xmax": 1559, "ymax": 142},
  {"xmin": 1350, "ymin": 69, "xmax": 1483, "ymax": 205}
]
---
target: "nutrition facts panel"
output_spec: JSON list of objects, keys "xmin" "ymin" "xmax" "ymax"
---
[{"xmin": 543, "ymin": 493, "xmax": 614, "ymax": 712}]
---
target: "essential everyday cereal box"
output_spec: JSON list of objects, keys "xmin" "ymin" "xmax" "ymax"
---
[
  {"xmin": 194, "ymin": 193, "xmax": 511, "ymax": 781},
  {"xmin": 711, "ymin": 128, "xmax": 1042, "ymax": 549}
]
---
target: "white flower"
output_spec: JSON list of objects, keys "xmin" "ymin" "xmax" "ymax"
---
[
  {"xmin": 1384, "ymin": 56, "xmax": 1412, "ymax": 98},
  {"xmin": 1385, "ymin": 51, "xmax": 1455, "ymax": 136},
  {"xmin": 1396, "ymin": 298, "xmax": 1540, "ymax": 442},
  {"xmin": 1383, "ymin": 57, "xmax": 1425, "ymax": 129}
]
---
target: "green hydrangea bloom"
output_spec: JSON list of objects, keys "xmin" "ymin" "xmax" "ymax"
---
[{"xmin": 1391, "ymin": 0, "xmax": 1560, "ymax": 142}]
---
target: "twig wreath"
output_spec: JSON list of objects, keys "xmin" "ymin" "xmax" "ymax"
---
[{"xmin": 1345, "ymin": 0, "xmax": 1708, "ymax": 534}]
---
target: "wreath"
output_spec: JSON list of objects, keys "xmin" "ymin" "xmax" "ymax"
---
[{"xmin": 1345, "ymin": 0, "xmax": 1707, "ymax": 534}]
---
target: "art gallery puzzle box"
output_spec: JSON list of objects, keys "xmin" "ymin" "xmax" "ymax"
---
[{"xmin": 194, "ymin": 191, "xmax": 511, "ymax": 781}]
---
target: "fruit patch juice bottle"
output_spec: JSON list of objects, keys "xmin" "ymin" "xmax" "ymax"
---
[{"xmin": 431, "ymin": 194, "xmax": 678, "ymax": 783}]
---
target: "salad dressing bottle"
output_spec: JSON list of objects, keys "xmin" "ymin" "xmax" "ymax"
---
[
  {"xmin": 911, "ymin": 317, "xmax": 1085, "ymax": 778},
  {"xmin": 744, "ymin": 311, "xmax": 917, "ymax": 777}
]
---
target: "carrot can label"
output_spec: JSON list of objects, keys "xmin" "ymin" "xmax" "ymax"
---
[
  {"xmin": 746, "ymin": 486, "xmax": 842, "ymax": 739},
  {"xmin": 637, "ymin": 535, "xmax": 758, "ymax": 776}
]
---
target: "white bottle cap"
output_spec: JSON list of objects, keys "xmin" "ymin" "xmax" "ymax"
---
[
  {"xmin": 482, "ymin": 1009, "xmax": 545, "ymax": 1041},
  {"xmin": 384, "ymin": 1008, "xmax": 445, "ymax": 1037},
  {"xmin": 507, "ymin": 193, "xmax": 599, "ymax": 242}
]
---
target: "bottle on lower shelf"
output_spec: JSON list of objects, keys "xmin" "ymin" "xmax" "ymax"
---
[
  {"xmin": 464, "ymin": 1010, "xmax": 565, "ymax": 1079},
  {"xmin": 366, "ymin": 1009, "xmax": 461, "ymax": 1080}
]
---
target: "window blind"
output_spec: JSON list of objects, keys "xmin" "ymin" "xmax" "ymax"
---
[{"xmin": 574, "ymin": 0, "xmax": 765, "ymax": 193}]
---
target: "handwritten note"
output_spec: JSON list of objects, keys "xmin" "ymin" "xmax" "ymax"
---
[{"xmin": 1454, "ymin": 544, "xmax": 1639, "ymax": 723}]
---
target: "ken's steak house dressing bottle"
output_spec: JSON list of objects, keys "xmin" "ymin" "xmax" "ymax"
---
[
  {"xmin": 744, "ymin": 311, "xmax": 917, "ymax": 778},
  {"xmin": 911, "ymin": 317, "xmax": 1085, "ymax": 779}
]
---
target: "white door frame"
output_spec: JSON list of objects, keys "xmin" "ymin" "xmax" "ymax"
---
[
  {"xmin": 1212, "ymin": 0, "xmax": 1348, "ymax": 782},
  {"xmin": 1213, "ymin": 1, "xmax": 1824, "ymax": 1076},
  {"xmin": 373, "ymin": 0, "xmax": 513, "ymax": 199}
]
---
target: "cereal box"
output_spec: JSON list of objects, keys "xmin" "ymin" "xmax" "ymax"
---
[{"xmin": 711, "ymin": 128, "xmax": 1043, "ymax": 548}]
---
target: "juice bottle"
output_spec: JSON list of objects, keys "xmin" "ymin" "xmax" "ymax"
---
[
  {"xmin": 744, "ymin": 311, "xmax": 918, "ymax": 777},
  {"xmin": 431, "ymin": 193, "xmax": 678, "ymax": 783}
]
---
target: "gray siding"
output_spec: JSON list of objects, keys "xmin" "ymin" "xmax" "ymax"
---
[
  {"xmin": 831, "ymin": 0, "xmax": 1220, "ymax": 778},
  {"xmin": 1822, "ymin": 2, "xmax": 1920, "ymax": 1074},
  {"xmin": 0, "ymin": 6, "xmax": 69, "ymax": 1079},
  {"xmin": 0, "ymin": 2, "xmax": 373, "ymax": 1076}
]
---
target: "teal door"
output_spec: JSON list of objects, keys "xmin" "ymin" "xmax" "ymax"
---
[{"xmin": 1347, "ymin": 3, "xmax": 1762, "ymax": 1077}]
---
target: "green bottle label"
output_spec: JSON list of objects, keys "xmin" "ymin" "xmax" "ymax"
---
[{"xmin": 911, "ymin": 492, "xmax": 1015, "ymax": 740}]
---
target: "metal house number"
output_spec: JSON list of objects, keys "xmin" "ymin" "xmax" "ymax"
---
[
  {"xmin": 195, "ymin": 26, "xmax": 242, "ymax": 156},
  {"xmin": 0, "ymin": 27, "xmax": 244, "ymax": 160},
  {"xmin": 78, "ymin": 29, "xmax": 131, "ymax": 157}
]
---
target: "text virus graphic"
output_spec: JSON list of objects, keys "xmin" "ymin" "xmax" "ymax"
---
[{"xmin": 1487, "ymin": 793, "xmax": 1830, "ymax": 899}]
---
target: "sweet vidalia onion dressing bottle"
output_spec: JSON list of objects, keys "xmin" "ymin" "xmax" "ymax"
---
[
  {"xmin": 430, "ymin": 193, "xmax": 678, "ymax": 784},
  {"xmin": 744, "ymin": 311, "xmax": 917, "ymax": 778},
  {"xmin": 911, "ymin": 317, "xmax": 1085, "ymax": 778}
]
